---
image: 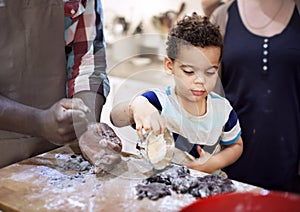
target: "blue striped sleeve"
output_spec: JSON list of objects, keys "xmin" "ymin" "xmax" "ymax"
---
[
  {"xmin": 141, "ymin": 91, "xmax": 162, "ymax": 111},
  {"xmin": 224, "ymin": 109, "xmax": 238, "ymax": 132},
  {"xmin": 220, "ymin": 109, "xmax": 241, "ymax": 145}
]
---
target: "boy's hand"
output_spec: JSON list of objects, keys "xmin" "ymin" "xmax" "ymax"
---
[
  {"xmin": 185, "ymin": 146, "xmax": 216, "ymax": 174},
  {"xmin": 129, "ymin": 96, "xmax": 166, "ymax": 140}
]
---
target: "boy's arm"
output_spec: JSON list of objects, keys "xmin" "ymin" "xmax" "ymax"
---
[
  {"xmin": 187, "ymin": 137, "xmax": 243, "ymax": 174},
  {"xmin": 110, "ymin": 100, "xmax": 133, "ymax": 128},
  {"xmin": 110, "ymin": 96, "xmax": 166, "ymax": 139},
  {"xmin": 110, "ymin": 96, "xmax": 156, "ymax": 128}
]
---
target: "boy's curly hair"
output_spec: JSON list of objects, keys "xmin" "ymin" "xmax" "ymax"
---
[{"xmin": 166, "ymin": 12, "xmax": 223, "ymax": 61}]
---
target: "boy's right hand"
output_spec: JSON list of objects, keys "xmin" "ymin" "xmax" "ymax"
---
[{"xmin": 129, "ymin": 96, "xmax": 166, "ymax": 140}]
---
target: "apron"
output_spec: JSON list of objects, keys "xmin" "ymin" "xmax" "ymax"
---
[{"xmin": 0, "ymin": 0, "xmax": 66, "ymax": 168}]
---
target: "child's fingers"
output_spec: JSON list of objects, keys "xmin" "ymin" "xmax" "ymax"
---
[
  {"xmin": 196, "ymin": 145, "xmax": 205, "ymax": 157},
  {"xmin": 135, "ymin": 122, "xmax": 144, "ymax": 140},
  {"xmin": 136, "ymin": 122, "xmax": 150, "ymax": 140},
  {"xmin": 150, "ymin": 119, "xmax": 163, "ymax": 136},
  {"xmin": 195, "ymin": 145, "xmax": 213, "ymax": 165}
]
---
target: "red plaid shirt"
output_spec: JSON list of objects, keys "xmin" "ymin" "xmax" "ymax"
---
[{"xmin": 64, "ymin": 0, "xmax": 109, "ymax": 98}]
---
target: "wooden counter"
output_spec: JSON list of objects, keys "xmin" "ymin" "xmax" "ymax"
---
[{"xmin": 0, "ymin": 144, "xmax": 261, "ymax": 212}]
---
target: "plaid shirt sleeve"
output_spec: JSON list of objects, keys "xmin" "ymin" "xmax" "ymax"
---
[{"xmin": 64, "ymin": 0, "xmax": 110, "ymax": 98}]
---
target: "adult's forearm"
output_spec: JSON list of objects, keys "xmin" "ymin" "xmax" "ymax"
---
[
  {"xmin": 73, "ymin": 91, "xmax": 105, "ymax": 123},
  {"xmin": 0, "ymin": 95, "xmax": 42, "ymax": 136}
]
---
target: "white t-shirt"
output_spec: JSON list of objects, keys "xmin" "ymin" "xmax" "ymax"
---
[{"xmin": 142, "ymin": 86, "xmax": 241, "ymax": 163}]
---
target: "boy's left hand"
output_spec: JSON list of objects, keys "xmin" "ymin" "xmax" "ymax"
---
[{"xmin": 185, "ymin": 146, "xmax": 216, "ymax": 174}]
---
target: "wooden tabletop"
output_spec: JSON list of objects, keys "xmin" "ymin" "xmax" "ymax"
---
[{"xmin": 0, "ymin": 144, "xmax": 261, "ymax": 212}]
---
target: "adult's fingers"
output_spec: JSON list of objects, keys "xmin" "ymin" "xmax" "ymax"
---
[
  {"xmin": 51, "ymin": 131, "xmax": 77, "ymax": 145},
  {"xmin": 98, "ymin": 122, "xmax": 117, "ymax": 138},
  {"xmin": 60, "ymin": 98, "xmax": 90, "ymax": 113},
  {"xmin": 56, "ymin": 121, "xmax": 86, "ymax": 140},
  {"xmin": 56, "ymin": 104, "xmax": 72, "ymax": 122},
  {"xmin": 72, "ymin": 120, "xmax": 88, "ymax": 138},
  {"xmin": 55, "ymin": 110, "xmax": 88, "ymax": 139},
  {"xmin": 57, "ymin": 108, "xmax": 87, "ymax": 125},
  {"xmin": 71, "ymin": 98, "xmax": 91, "ymax": 113},
  {"xmin": 101, "ymin": 154, "xmax": 121, "ymax": 165},
  {"xmin": 106, "ymin": 141, "xmax": 122, "ymax": 153},
  {"xmin": 71, "ymin": 110, "xmax": 88, "ymax": 124}
]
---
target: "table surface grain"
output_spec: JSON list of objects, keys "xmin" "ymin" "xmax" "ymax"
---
[{"xmin": 0, "ymin": 144, "xmax": 261, "ymax": 212}]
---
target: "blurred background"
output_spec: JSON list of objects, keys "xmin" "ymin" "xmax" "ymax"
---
[
  {"xmin": 102, "ymin": 0, "xmax": 203, "ymax": 44},
  {"xmin": 102, "ymin": 0, "xmax": 204, "ymax": 74}
]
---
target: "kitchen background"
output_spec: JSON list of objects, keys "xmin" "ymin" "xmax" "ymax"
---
[
  {"xmin": 100, "ymin": 1, "xmax": 205, "ymax": 153},
  {"xmin": 102, "ymin": 0, "xmax": 203, "ymax": 44}
]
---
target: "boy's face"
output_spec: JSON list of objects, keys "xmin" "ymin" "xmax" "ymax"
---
[{"xmin": 164, "ymin": 45, "xmax": 220, "ymax": 105}]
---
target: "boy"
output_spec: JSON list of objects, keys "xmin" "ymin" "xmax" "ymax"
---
[{"xmin": 110, "ymin": 13, "xmax": 243, "ymax": 174}]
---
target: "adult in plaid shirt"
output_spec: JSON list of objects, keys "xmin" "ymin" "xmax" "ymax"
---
[{"xmin": 0, "ymin": 0, "xmax": 109, "ymax": 168}]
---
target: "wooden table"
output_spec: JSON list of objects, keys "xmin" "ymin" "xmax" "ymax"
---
[{"xmin": 0, "ymin": 144, "xmax": 261, "ymax": 212}]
